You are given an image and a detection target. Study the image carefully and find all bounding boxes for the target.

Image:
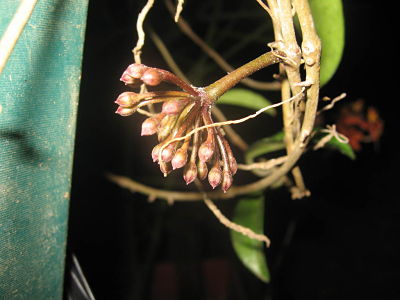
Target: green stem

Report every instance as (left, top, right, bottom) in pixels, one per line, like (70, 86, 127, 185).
(204, 51, 283, 102)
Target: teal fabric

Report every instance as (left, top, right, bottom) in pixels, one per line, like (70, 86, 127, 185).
(0, 1, 88, 299)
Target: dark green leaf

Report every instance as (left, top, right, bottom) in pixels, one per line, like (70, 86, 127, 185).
(231, 193, 270, 282)
(245, 131, 285, 165)
(309, 0, 345, 86)
(312, 127, 356, 160)
(217, 88, 276, 116)
(315, 132, 356, 160)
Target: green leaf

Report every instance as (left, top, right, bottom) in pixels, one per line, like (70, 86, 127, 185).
(309, 0, 345, 86)
(217, 88, 276, 116)
(245, 131, 285, 165)
(244, 131, 285, 178)
(327, 136, 355, 160)
(313, 130, 356, 160)
(231, 193, 270, 282)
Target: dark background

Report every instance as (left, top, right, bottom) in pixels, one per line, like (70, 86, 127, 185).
(66, 0, 399, 299)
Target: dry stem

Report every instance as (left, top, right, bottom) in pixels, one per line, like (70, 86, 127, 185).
(237, 156, 287, 171)
(256, 0, 273, 19)
(204, 196, 271, 247)
(194, 180, 271, 246)
(174, 0, 185, 22)
(318, 93, 347, 115)
(133, 0, 155, 63)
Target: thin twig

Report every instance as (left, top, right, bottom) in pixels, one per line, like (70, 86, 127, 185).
(255, 0, 274, 20)
(237, 156, 287, 171)
(211, 106, 249, 151)
(107, 173, 204, 201)
(0, 0, 39, 75)
(174, 0, 185, 22)
(203, 193, 271, 247)
(318, 93, 347, 115)
(133, 0, 155, 63)
(194, 181, 270, 247)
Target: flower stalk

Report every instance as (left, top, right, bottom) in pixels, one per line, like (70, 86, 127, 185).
(204, 51, 284, 102)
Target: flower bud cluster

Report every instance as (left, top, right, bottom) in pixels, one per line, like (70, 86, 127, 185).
(115, 63, 237, 192)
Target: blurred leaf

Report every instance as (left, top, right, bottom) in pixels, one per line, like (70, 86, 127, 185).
(327, 136, 355, 160)
(313, 130, 356, 160)
(309, 0, 345, 86)
(245, 131, 285, 165)
(217, 88, 276, 116)
(231, 193, 270, 282)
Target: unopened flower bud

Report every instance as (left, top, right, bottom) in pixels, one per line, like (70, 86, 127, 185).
(157, 115, 177, 142)
(183, 162, 197, 185)
(161, 143, 175, 162)
(229, 156, 238, 175)
(197, 160, 208, 180)
(221, 171, 233, 193)
(198, 142, 214, 162)
(120, 71, 137, 85)
(159, 161, 172, 177)
(141, 69, 163, 86)
(162, 99, 188, 115)
(115, 106, 136, 116)
(222, 138, 237, 175)
(208, 166, 222, 189)
(125, 63, 147, 78)
(141, 117, 160, 136)
(171, 148, 188, 170)
(151, 144, 161, 162)
(115, 92, 141, 107)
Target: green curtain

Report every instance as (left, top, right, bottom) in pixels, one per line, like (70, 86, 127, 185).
(0, 1, 88, 299)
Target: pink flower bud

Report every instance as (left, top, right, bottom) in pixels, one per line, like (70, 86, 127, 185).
(229, 156, 238, 175)
(152, 144, 161, 162)
(221, 171, 233, 193)
(162, 99, 187, 115)
(141, 69, 163, 86)
(115, 92, 141, 107)
(208, 167, 222, 189)
(141, 117, 159, 136)
(198, 142, 214, 162)
(197, 161, 208, 180)
(171, 148, 188, 170)
(161, 144, 175, 162)
(222, 138, 237, 175)
(159, 161, 171, 177)
(115, 106, 136, 116)
(120, 71, 137, 85)
(125, 63, 147, 78)
(183, 162, 197, 185)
